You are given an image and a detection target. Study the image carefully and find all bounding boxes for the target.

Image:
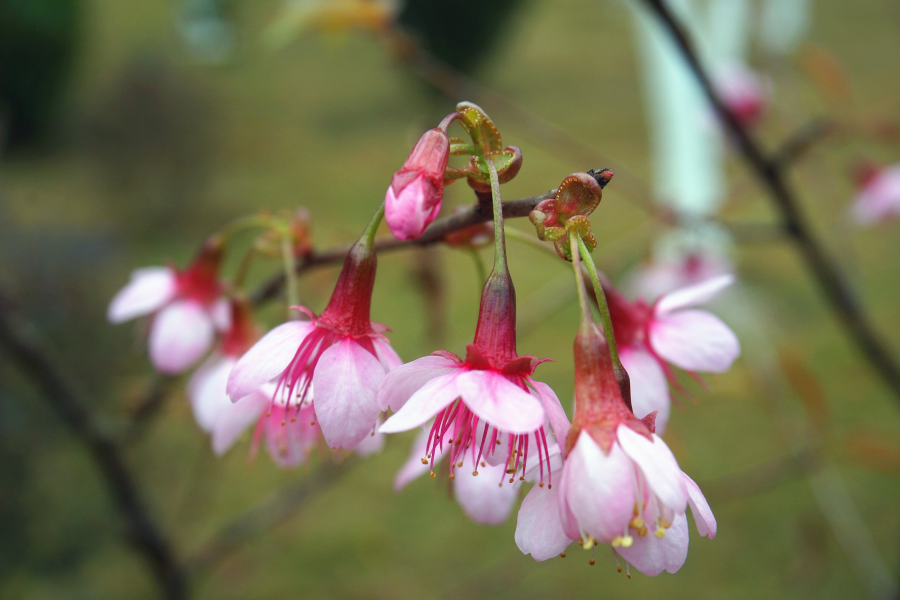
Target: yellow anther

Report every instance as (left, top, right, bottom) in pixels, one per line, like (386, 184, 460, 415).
(430, 472, 436, 478)
(611, 536, 633, 548)
(420, 458, 428, 465)
(448, 473, 455, 480)
(582, 535, 596, 550)
(457, 461, 463, 468)
(633, 502, 640, 516)
(654, 528, 667, 539)
(629, 517, 645, 530)
(472, 470, 479, 476)
(660, 519, 671, 529)
(639, 527, 648, 537)
(480, 461, 486, 467)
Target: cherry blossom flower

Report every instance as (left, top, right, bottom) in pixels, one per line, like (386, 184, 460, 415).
(713, 63, 768, 128)
(378, 267, 569, 486)
(850, 163, 900, 225)
(606, 274, 740, 433)
(108, 238, 229, 374)
(515, 320, 716, 576)
(227, 233, 401, 450)
(385, 126, 451, 240)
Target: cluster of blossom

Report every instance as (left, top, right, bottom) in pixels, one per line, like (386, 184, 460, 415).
(109, 102, 741, 577)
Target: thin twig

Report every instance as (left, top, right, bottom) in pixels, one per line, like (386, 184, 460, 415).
(123, 373, 174, 444)
(185, 457, 357, 577)
(641, 0, 900, 403)
(251, 190, 556, 305)
(0, 293, 186, 600)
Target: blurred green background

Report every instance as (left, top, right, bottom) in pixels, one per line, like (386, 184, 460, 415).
(1, 0, 900, 598)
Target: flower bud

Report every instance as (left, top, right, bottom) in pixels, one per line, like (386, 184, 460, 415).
(385, 127, 450, 240)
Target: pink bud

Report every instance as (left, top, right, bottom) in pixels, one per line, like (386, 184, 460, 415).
(385, 128, 450, 240)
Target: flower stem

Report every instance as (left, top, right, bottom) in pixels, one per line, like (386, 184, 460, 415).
(218, 214, 274, 245)
(280, 230, 299, 312)
(485, 156, 507, 274)
(361, 202, 386, 248)
(569, 230, 592, 326)
(576, 235, 622, 370)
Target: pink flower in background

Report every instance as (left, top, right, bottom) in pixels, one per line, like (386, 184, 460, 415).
(713, 64, 768, 128)
(606, 274, 740, 433)
(108, 238, 228, 374)
(850, 163, 900, 225)
(630, 249, 733, 299)
(379, 267, 569, 486)
(227, 238, 401, 450)
(188, 298, 258, 434)
(385, 126, 451, 240)
(515, 321, 716, 575)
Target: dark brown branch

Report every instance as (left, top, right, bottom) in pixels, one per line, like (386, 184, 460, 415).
(252, 190, 555, 305)
(641, 0, 900, 403)
(0, 294, 186, 600)
(185, 457, 357, 577)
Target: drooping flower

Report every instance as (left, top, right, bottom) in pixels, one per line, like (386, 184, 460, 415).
(605, 274, 740, 433)
(108, 237, 229, 374)
(385, 126, 451, 241)
(515, 320, 716, 576)
(378, 266, 569, 487)
(713, 63, 768, 128)
(850, 163, 900, 225)
(227, 227, 401, 450)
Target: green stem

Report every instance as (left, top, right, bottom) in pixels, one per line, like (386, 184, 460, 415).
(218, 214, 274, 245)
(569, 230, 592, 325)
(280, 231, 299, 311)
(504, 226, 561, 259)
(576, 234, 621, 369)
(232, 243, 259, 289)
(485, 156, 507, 273)
(361, 202, 386, 247)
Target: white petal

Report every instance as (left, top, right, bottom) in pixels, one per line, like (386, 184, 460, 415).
(620, 347, 671, 434)
(353, 416, 386, 457)
(616, 513, 689, 576)
(616, 426, 688, 512)
(379, 372, 463, 434)
(529, 380, 571, 451)
(108, 267, 177, 323)
(148, 300, 214, 373)
(683, 472, 717, 538)
(562, 431, 635, 543)
(454, 454, 518, 526)
(187, 354, 236, 432)
(226, 320, 315, 401)
(515, 475, 573, 561)
(312, 338, 385, 449)
(654, 274, 734, 316)
(377, 355, 459, 412)
(373, 338, 403, 372)
(211, 392, 268, 455)
(649, 310, 740, 373)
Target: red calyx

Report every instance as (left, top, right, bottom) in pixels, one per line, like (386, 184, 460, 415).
(221, 298, 259, 357)
(317, 239, 378, 337)
(566, 320, 655, 456)
(603, 283, 651, 349)
(176, 237, 224, 306)
(390, 128, 450, 197)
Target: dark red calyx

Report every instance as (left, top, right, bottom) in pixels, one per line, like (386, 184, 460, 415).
(221, 298, 259, 357)
(317, 239, 377, 337)
(468, 267, 518, 368)
(391, 128, 450, 193)
(177, 237, 224, 305)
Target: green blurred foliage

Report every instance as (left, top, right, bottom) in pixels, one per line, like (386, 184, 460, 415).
(1, 0, 899, 599)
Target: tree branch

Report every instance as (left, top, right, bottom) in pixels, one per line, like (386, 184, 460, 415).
(640, 0, 900, 403)
(0, 294, 187, 600)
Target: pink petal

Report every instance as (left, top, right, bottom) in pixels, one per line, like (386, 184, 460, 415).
(515, 473, 574, 561)
(619, 347, 671, 434)
(616, 426, 688, 512)
(654, 274, 734, 316)
(108, 267, 177, 323)
(211, 391, 268, 455)
(456, 370, 545, 434)
(385, 175, 439, 241)
(394, 428, 439, 491)
(529, 380, 570, 452)
(616, 513, 689, 576)
(649, 310, 740, 373)
(226, 320, 315, 402)
(210, 298, 232, 332)
(373, 338, 403, 372)
(188, 354, 236, 432)
(453, 454, 518, 525)
(377, 355, 459, 412)
(523, 444, 563, 483)
(683, 472, 716, 538)
(149, 300, 214, 373)
(562, 431, 635, 543)
(379, 372, 463, 434)
(312, 338, 385, 449)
